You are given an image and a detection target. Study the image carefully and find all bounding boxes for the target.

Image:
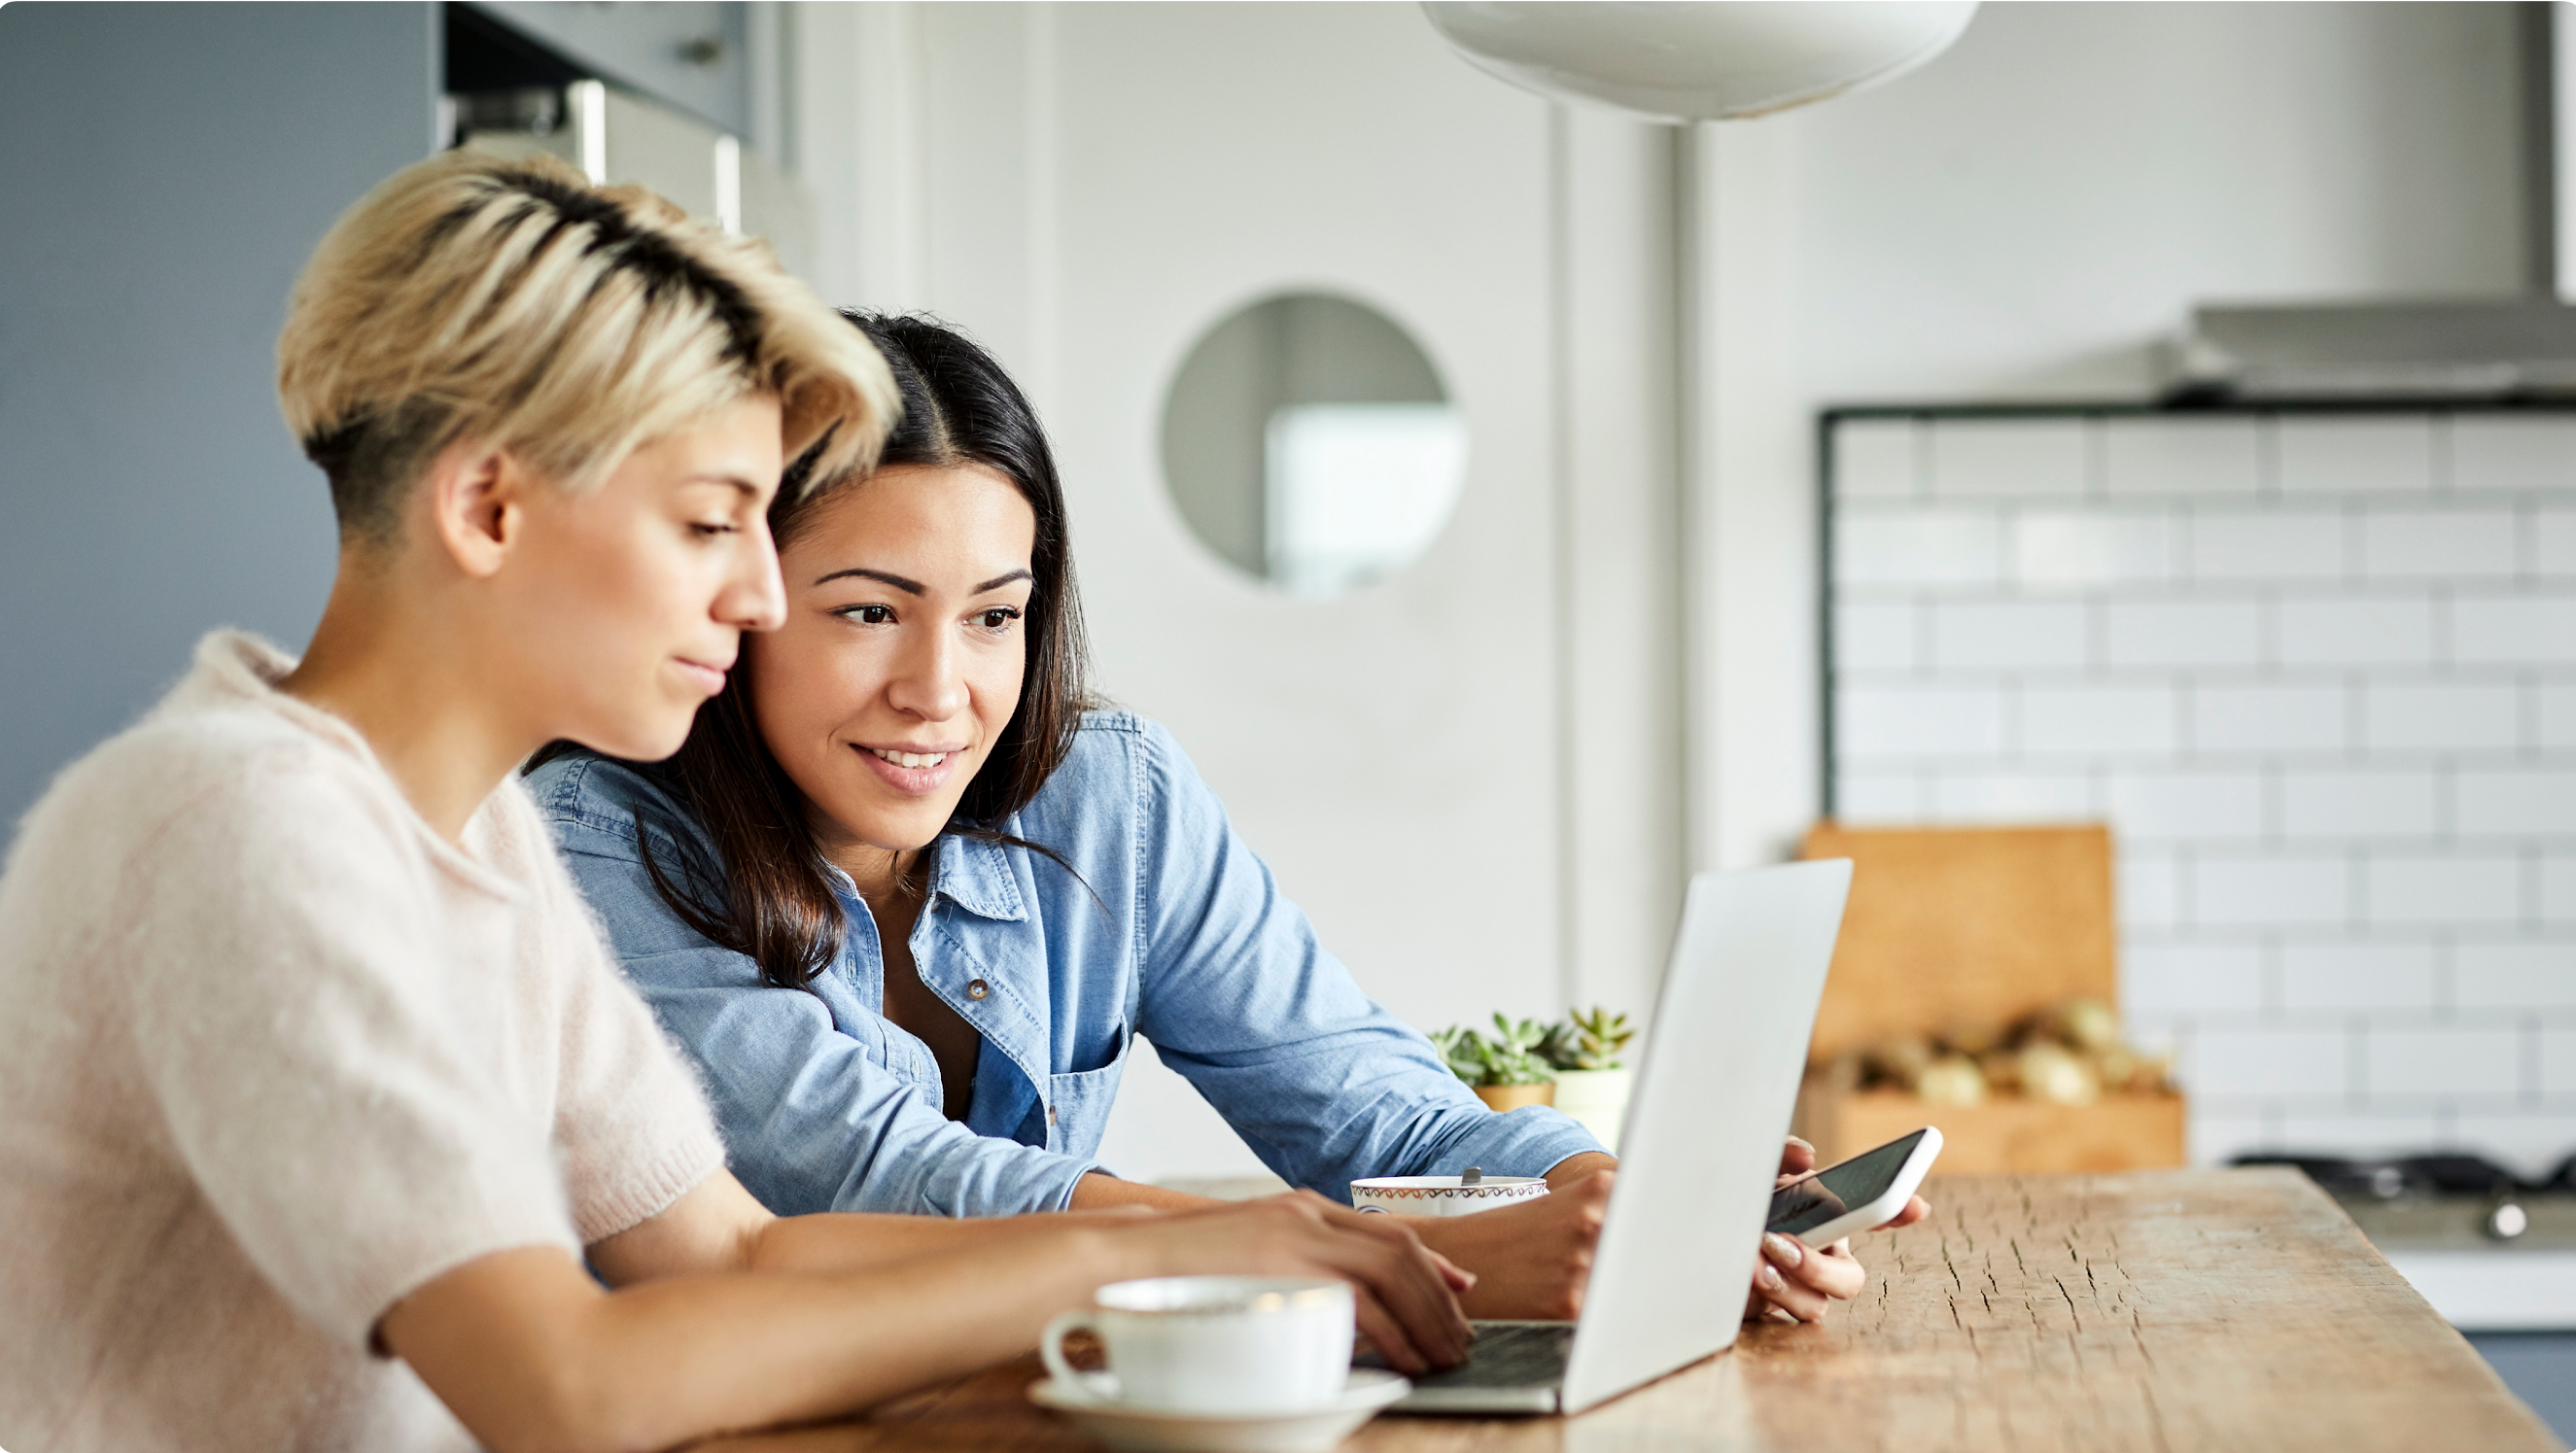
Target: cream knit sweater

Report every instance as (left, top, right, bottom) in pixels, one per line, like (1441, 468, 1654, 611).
(0, 632, 726, 1452)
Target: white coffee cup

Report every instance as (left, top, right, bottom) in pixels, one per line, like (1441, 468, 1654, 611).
(1039, 1275, 1354, 1413)
(1349, 1174, 1548, 1217)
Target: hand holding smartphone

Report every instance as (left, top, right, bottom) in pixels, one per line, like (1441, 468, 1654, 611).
(1765, 1126, 1943, 1247)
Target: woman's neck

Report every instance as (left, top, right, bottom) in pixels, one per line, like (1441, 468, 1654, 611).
(280, 568, 543, 846)
(824, 839, 923, 921)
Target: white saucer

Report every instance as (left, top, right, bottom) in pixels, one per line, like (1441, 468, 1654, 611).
(1027, 1367, 1411, 1453)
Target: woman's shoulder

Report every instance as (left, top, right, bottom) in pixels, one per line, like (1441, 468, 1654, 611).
(522, 750, 703, 864)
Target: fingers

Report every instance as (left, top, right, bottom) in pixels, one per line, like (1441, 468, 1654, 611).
(1751, 1233, 1862, 1322)
(1349, 1287, 1429, 1375)
(1283, 1195, 1471, 1367)
(1778, 1136, 1818, 1178)
(1874, 1194, 1932, 1229)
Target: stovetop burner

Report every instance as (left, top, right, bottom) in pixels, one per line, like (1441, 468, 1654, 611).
(2235, 1152, 2576, 1247)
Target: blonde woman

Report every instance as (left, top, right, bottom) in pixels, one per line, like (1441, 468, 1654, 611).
(0, 152, 1467, 1453)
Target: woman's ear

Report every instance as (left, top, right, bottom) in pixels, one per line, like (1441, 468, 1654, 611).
(419, 437, 530, 579)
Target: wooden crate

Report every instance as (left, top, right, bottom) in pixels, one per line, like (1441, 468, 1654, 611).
(1796, 1085, 2187, 1175)
(1793, 821, 2186, 1175)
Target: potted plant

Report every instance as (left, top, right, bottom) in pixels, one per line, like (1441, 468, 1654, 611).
(1429, 1015, 1556, 1111)
(1540, 1006, 1636, 1150)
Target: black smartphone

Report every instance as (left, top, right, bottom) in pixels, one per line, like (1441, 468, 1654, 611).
(1764, 1126, 1942, 1245)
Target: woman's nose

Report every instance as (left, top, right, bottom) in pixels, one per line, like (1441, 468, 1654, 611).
(888, 629, 967, 721)
(718, 524, 788, 633)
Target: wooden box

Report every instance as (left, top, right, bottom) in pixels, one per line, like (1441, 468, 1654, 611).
(1793, 822, 2187, 1175)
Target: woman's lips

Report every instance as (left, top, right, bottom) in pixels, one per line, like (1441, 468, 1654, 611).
(673, 658, 730, 696)
(852, 742, 966, 795)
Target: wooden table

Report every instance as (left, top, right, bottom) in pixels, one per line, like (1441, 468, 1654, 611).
(702, 1169, 2559, 1452)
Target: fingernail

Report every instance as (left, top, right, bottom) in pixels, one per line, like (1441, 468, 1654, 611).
(1787, 1136, 1814, 1153)
(1758, 1263, 1785, 1291)
(1765, 1232, 1803, 1266)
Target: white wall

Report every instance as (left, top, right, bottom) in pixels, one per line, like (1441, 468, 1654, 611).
(783, 2, 2534, 1179)
(1694, 1, 2527, 871)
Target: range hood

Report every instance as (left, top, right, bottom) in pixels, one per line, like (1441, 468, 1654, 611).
(2163, 5, 2576, 402)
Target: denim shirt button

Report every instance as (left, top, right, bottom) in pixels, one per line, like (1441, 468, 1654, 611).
(966, 979, 991, 1000)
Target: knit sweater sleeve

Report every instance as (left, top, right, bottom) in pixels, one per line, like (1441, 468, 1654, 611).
(117, 754, 581, 1351)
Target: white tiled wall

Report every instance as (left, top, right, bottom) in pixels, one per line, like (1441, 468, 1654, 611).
(1826, 411, 2576, 1177)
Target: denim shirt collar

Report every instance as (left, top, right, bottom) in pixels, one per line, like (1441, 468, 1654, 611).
(926, 830, 1027, 922)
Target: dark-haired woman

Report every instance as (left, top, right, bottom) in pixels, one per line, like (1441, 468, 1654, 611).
(527, 313, 1913, 1322)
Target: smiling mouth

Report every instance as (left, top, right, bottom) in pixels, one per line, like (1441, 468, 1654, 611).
(865, 746, 956, 770)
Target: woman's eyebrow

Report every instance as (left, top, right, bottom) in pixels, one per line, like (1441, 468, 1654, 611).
(973, 569, 1035, 593)
(812, 567, 923, 593)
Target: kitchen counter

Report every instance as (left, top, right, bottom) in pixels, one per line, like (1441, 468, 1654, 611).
(701, 1168, 2558, 1452)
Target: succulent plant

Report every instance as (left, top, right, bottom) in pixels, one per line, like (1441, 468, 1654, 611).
(1428, 1015, 1555, 1087)
(1540, 1006, 1637, 1072)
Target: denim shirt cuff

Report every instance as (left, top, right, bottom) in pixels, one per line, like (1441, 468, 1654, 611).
(1437, 1107, 1609, 1184)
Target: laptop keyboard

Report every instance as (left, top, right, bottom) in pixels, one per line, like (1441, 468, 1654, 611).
(1368, 1322, 1574, 1390)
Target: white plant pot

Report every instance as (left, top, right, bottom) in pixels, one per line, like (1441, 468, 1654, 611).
(1549, 1068, 1633, 1153)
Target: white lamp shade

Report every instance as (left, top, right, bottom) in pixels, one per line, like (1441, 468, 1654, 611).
(1420, 2, 1979, 122)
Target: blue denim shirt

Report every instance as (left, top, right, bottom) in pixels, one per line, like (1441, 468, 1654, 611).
(528, 713, 1602, 1218)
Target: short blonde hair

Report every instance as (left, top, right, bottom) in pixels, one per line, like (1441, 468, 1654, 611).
(278, 150, 896, 542)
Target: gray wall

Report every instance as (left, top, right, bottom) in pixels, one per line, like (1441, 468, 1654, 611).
(0, 3, 435, 825)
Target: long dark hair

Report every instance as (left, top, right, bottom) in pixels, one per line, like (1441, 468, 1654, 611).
(546, 312, 1091, 990)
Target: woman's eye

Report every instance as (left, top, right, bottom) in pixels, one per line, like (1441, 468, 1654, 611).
(978, 607, 1023, 631)
(689, 521, 739, 538)
(843, 605, 895, 625)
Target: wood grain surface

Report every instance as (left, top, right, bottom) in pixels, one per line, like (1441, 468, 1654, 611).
(691, 1169, 2556, 1453)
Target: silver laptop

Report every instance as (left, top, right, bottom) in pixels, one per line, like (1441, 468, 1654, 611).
(1385, 859, 1852, 1415)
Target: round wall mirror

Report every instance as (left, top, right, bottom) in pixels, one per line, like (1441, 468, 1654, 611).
(1159, 293, 1468, 597)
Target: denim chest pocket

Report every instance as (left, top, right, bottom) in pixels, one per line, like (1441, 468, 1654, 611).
(1043, 1024, 1132, 1159)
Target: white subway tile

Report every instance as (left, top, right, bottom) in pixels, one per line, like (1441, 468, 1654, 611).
(2451, 415, 2576, 494)
(2275, 594, 2436, 667)
(2545, 1030, 2576, 1099)
(1835, 509, 2002, 589)
(1834, 602, 1918, 672)
(2191, 1026, 2349, 1097)
(2193, 682, 2349, 753)
(2125, 941, 2264, 1013)
(1832, 419, 1919, 499)
(1836, 684, 2007, 761)
(2542, 684, 2576, 751)
(2278, 417, 2436, 495)
(2454, 940, 2576, 1009)
(2104, 598, 2263, 670)
(2022, 683, 2176, 756)
(1833, 772, 1927, 825)
(2189, 1112, 2279, 1168)
(2280, 942, 2436, 1010)
(2107, 769, 2265, 842)
(2194, 854, 2350, 927)
(2454, 769, 2576, 838)
(2367, 1026, 2524, 1097)
(2366, 854, 2524, 926)
(2188, 508, 2344, 582)
(2104, 416, 2261, 497)
(1928, 418, 2088, 500)
(1929, 600, 2087, 670)
(1928, 770, 2097, 823)
(2547, 854, 2576, 926)
(2012, 512, 2172, 590)
(2120, 850, 2180, 930)
(2538, 506, 2576, 577)
(2276, 1109, 2444, 1155)
(2443, 1115, 2576, 1183)
(2363, 680, 2519, 752)
(2452, 594, 2576, 665)
(2280, 769, 2440, 839)
(2360, 507, 2521, 581)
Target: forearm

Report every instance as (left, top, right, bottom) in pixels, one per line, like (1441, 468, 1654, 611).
(1066, 1170, 1220, 1212)
(393, 1228, 1155, 1453)
(746, 1195, 1177, 1276)
(1544, 1152, 1617, 1190)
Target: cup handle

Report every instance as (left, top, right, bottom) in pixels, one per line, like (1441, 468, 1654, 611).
(1040, 1309, 1116, 1399)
